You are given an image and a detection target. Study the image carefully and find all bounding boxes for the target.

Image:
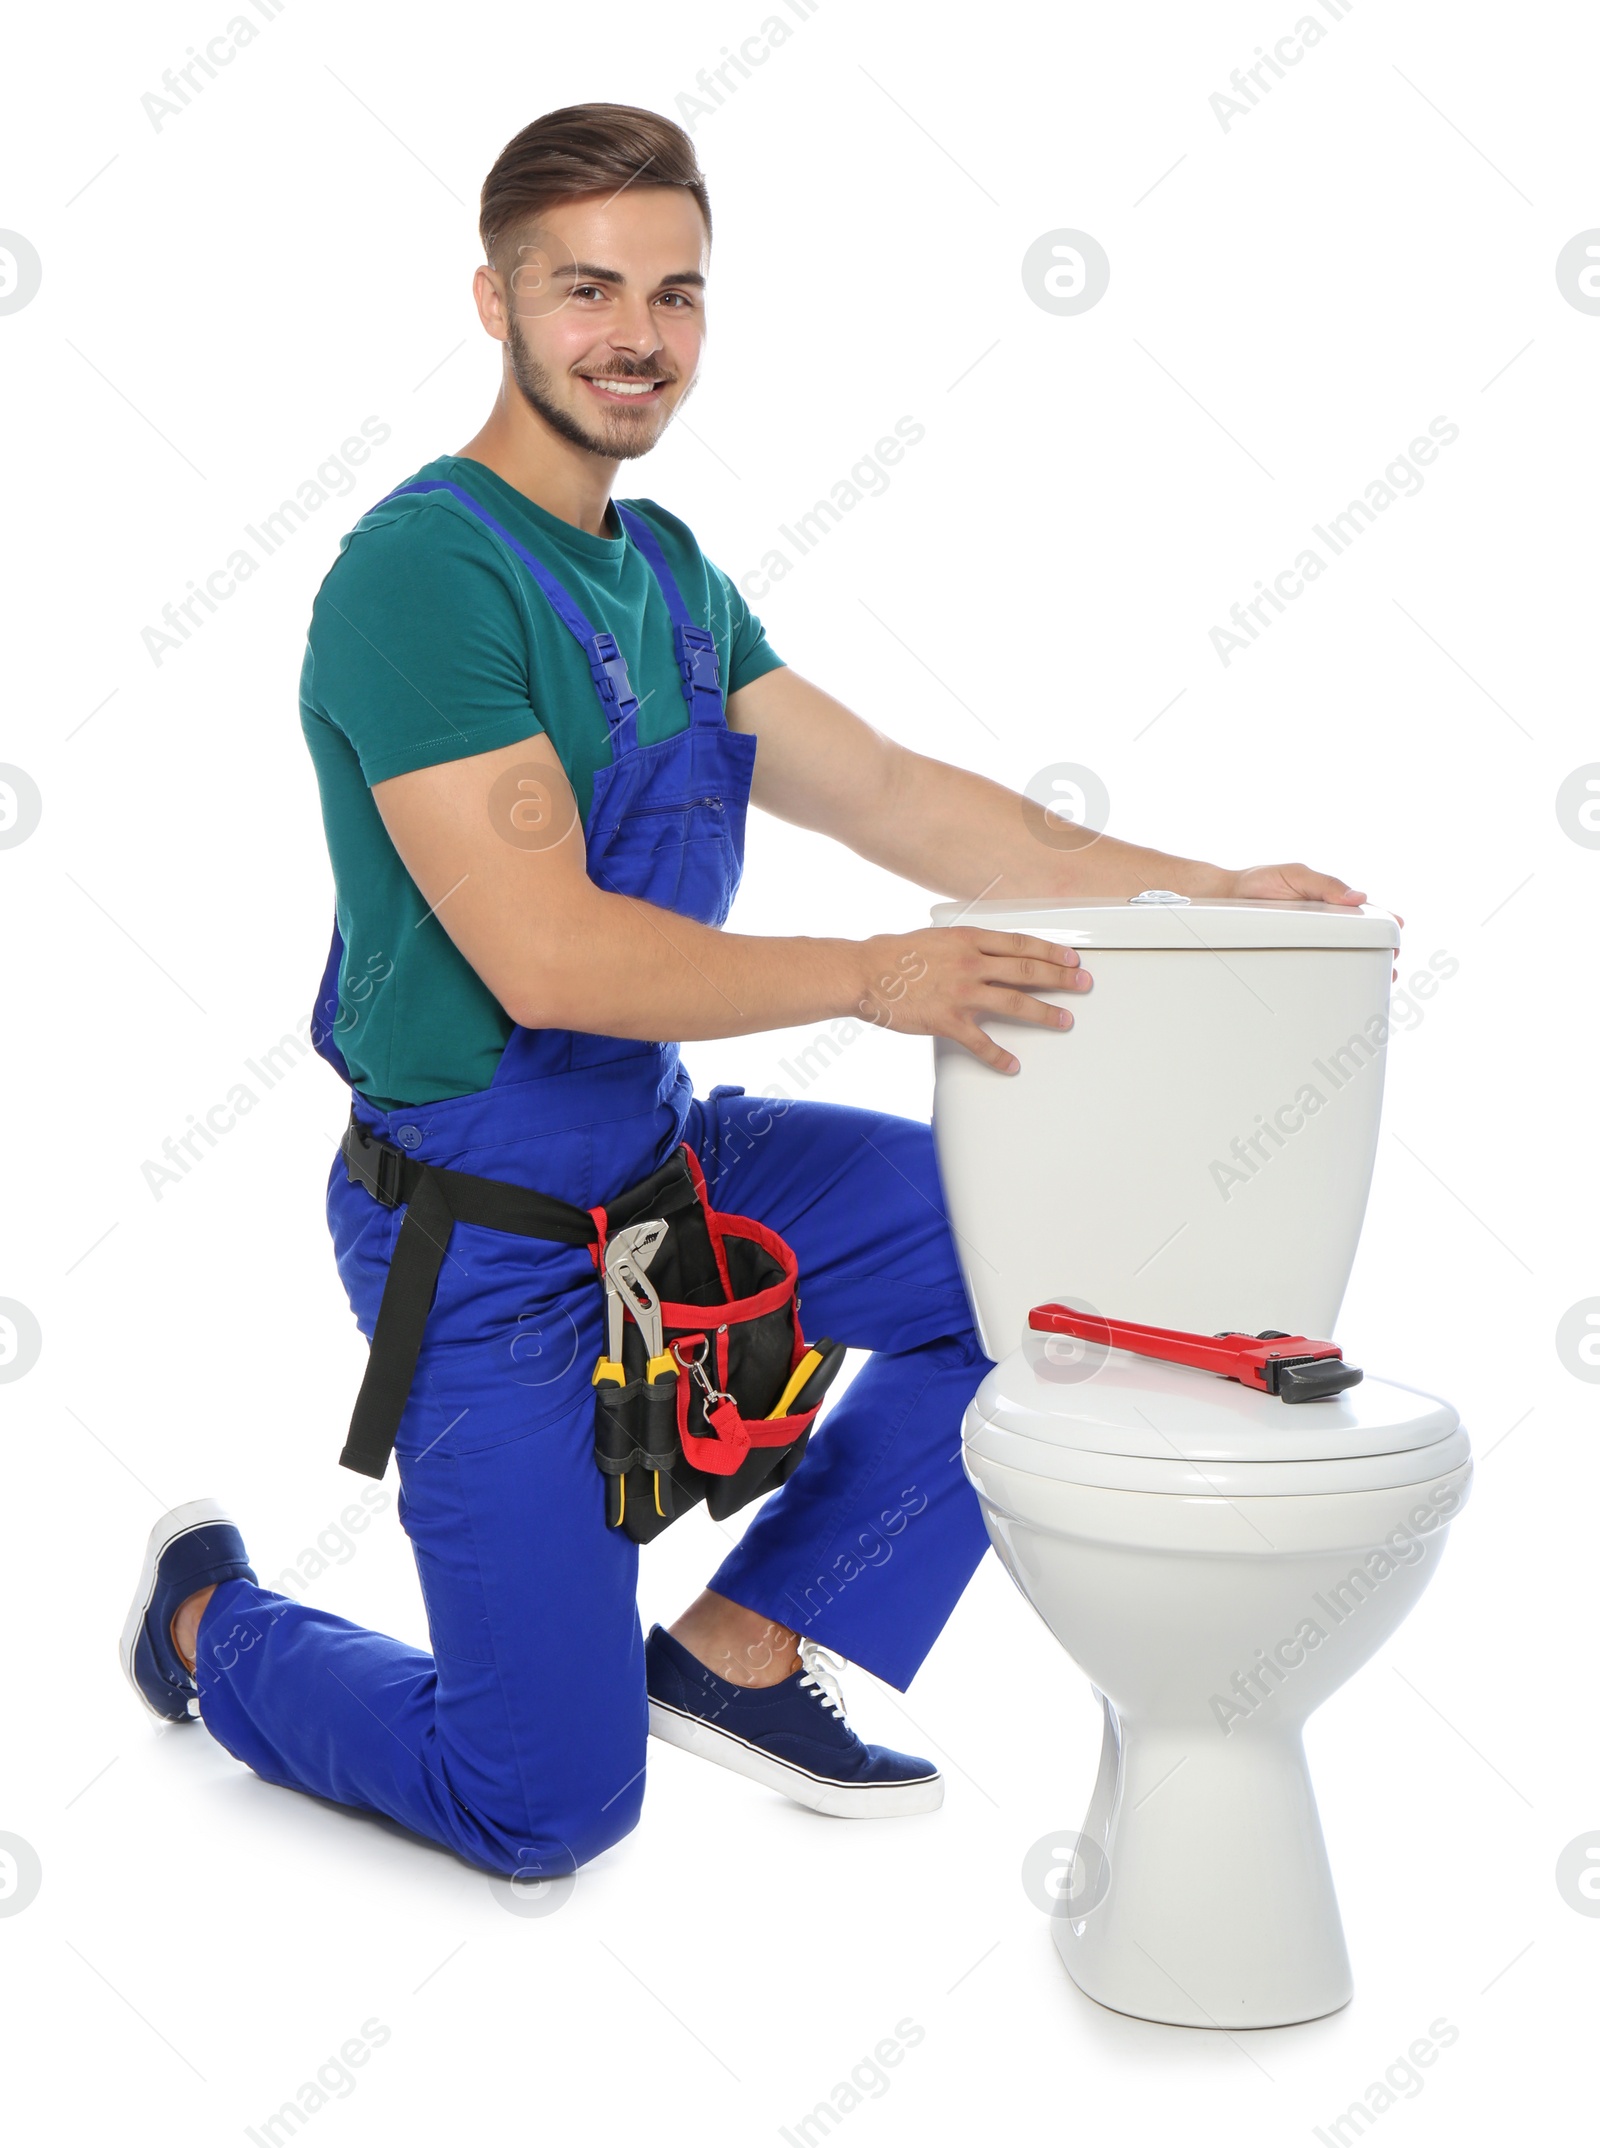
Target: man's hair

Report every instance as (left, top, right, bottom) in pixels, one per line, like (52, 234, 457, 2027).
(479, 104, 711, 269)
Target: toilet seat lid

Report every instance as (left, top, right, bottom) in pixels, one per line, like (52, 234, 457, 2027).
(973, 1340, 1459, 1464)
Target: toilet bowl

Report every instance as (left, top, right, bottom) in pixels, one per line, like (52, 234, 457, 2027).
(966, 1336, 1470, 2028)
(930, 895, 1470, 2028)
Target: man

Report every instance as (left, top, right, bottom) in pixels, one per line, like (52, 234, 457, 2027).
(121, 105, 1367, 1879)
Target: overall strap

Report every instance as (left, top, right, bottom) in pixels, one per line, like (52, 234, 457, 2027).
(379, 480, 640, 755)
(612, 503, 725, 731)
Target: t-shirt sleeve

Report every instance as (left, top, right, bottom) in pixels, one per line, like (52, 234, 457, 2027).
(305, 510, 544, 785)
(713, 560, 785, 695)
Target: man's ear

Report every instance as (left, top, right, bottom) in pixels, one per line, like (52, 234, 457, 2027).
(472, 263, 511, 346)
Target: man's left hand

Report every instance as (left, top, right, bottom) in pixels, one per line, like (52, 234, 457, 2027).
(1225, 863, 1406, 978)
(1226, 862, 1368, 906)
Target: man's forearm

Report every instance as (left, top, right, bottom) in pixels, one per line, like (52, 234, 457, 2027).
(514, 889, 875, 1041)
(509, 882, 1083, 1069)
(855, 747, 1234, 902)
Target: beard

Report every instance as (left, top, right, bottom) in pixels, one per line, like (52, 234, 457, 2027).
(505, 313, 673, 462)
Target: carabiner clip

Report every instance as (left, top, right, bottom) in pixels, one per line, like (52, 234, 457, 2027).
(671, 1335, 736, 1413)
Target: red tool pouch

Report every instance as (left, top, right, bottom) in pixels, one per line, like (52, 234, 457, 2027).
(591, 1146, 846, 1543)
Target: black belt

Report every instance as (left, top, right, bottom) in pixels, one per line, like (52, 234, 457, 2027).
(337, 1109, 698, 1480)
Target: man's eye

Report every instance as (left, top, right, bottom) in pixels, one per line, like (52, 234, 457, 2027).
(572, 284, 606, 302)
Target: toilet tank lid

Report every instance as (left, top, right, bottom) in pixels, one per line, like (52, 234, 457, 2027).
(928, 896, 1401, 951)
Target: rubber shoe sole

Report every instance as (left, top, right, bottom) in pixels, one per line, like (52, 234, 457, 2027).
(648, 1697, 944, 1818)
(119, 1496, 236, 1722)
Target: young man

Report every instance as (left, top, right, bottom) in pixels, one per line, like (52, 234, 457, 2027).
(121, 105, 1367, 1880)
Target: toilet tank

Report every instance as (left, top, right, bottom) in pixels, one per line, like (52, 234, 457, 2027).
(930, 897, 1402, 1358)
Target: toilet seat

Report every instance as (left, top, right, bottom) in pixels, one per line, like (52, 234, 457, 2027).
(965, 1342, 1469, 1497)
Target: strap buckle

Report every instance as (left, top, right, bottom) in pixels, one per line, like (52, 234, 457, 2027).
(678, 624, 721, 698)
(590, 631, 637, 712)
(346, 1120, 406, 1208)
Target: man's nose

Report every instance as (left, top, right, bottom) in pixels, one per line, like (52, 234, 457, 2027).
(606, 296, 664, 354)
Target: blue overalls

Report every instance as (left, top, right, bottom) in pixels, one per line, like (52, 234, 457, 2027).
(195, 481, 994, 1877)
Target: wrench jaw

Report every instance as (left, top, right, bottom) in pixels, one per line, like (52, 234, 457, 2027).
(618, 1217, 669, 1273)
(608, 1255, 677, 1386)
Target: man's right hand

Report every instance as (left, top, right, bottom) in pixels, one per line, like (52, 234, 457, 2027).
(854, 929, 1091, 1075)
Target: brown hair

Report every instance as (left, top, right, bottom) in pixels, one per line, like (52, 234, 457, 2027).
(479, 104, 712, 268)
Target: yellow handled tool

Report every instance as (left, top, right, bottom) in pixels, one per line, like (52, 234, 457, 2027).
(604, 1225, 675, 1523)
(768, 1348, 824, 1418)
(593, 1266, 627, 1387)
(768, 1337, 853, 1419)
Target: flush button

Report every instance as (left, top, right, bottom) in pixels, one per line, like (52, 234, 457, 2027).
(1129, 889, 1190, 905)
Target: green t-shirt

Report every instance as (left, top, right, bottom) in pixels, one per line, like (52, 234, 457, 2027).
(299, 455, 784, 1110)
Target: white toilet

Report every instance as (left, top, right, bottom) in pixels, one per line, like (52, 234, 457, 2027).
(931, 894, 1471, 2031)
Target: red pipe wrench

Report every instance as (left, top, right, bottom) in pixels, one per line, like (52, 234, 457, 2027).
(1028, 1304, 1363, 1404)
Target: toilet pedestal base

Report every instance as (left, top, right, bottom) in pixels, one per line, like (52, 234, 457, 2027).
(1054, 1693, 1352, 2031)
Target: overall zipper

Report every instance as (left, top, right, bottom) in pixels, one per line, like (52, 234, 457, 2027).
(617, 797, 726, 818)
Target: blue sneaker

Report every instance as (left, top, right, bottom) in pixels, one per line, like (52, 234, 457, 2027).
(645, 1624, 942, 1818)
(120, 1499, 255, 1723)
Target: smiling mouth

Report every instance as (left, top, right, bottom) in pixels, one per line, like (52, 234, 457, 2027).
(579, 374, 670, 403)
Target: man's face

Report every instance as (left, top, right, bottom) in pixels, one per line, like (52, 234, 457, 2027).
(496, 189, 708, 461)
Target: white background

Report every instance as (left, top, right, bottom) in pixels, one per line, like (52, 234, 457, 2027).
(2, 0, 1595, 2140)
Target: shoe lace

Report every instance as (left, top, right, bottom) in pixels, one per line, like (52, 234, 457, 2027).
(797, 1639, 850, 1723)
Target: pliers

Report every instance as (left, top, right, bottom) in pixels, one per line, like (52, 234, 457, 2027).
(593, 1220, 668, 1388)
(594, 1220, 677, 1528)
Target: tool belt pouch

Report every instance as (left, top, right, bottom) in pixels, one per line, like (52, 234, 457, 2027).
(592, 1146, 844, 1546)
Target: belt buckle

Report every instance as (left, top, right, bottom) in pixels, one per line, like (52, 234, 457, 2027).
(348, 1121, 405, 1208)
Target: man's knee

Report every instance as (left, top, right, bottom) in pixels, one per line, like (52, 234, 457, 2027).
(471, 1772, 645, 1881)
